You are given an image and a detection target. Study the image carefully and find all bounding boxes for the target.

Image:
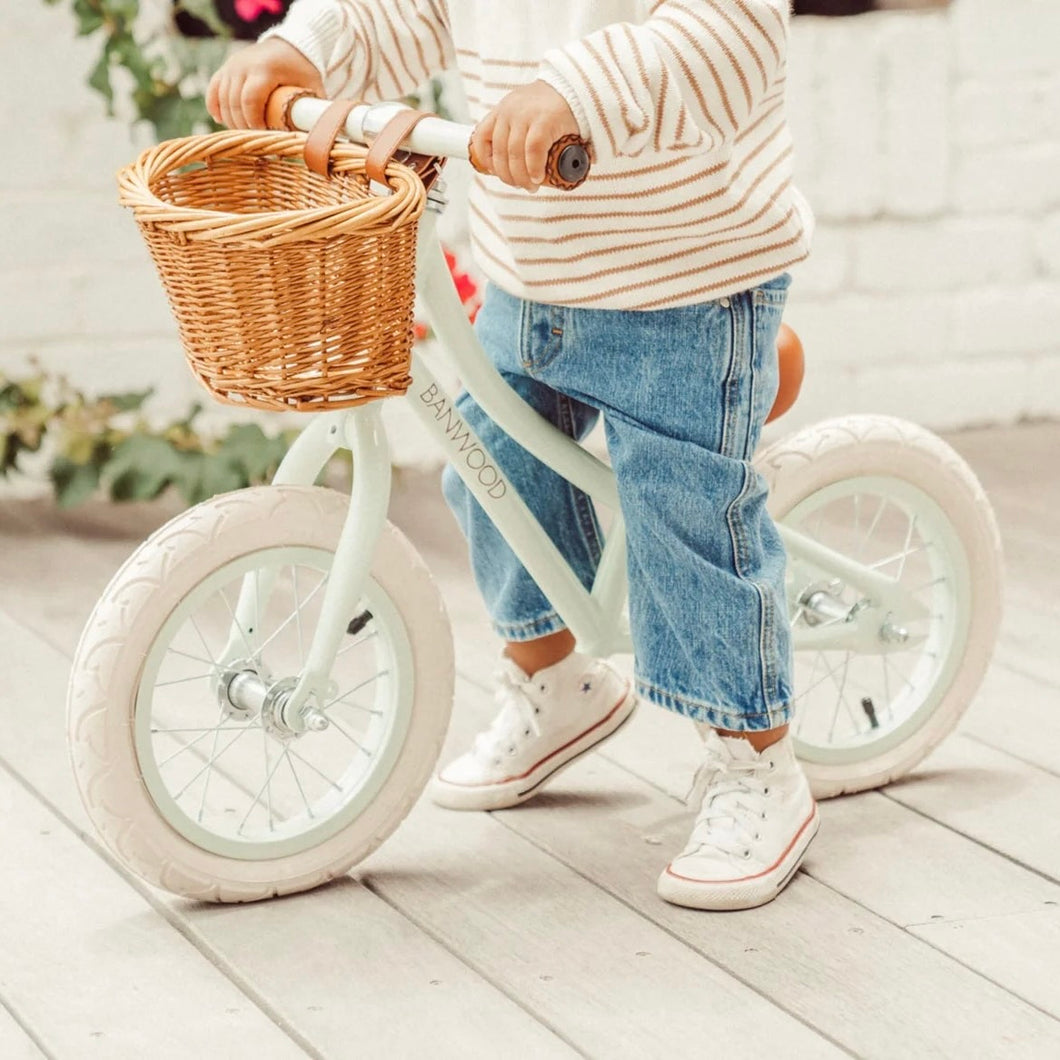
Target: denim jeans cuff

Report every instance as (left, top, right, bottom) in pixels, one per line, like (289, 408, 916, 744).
(637, 678, 792, 732)
(492, 611, 568, 642)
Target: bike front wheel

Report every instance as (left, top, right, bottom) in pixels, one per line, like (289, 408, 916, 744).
(68, 485, 453, 902)
(756, 415, 1003, 798)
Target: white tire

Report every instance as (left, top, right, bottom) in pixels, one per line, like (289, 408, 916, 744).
(67, 485, 453, 902)
(755, 415, 1003, 799)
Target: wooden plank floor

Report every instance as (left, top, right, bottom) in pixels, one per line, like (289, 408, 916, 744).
(0, 422, 1058, 1058)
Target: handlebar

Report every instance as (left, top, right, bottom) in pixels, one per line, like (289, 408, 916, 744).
(264, 86, 591, 190)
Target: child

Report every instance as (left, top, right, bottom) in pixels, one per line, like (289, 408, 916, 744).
(208, 0, 818, 911)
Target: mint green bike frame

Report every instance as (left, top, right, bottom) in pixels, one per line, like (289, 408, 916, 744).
(225, 106, 924, 730)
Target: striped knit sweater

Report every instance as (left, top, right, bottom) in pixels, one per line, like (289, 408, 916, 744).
(267, 0, 813, 310)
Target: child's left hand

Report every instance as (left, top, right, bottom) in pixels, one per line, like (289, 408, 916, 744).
(471, 81, 581, 192)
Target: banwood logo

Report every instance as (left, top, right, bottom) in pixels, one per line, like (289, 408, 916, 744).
(420, 384, 507, 498)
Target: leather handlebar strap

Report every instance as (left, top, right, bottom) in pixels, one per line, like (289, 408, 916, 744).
(303, 98, 360, 177)
(364, 108, 443, 191)
(284, 93, 442, 191)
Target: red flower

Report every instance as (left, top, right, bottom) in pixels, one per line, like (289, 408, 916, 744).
(414, 248, 481, 342)
(444, 250, 481, 310)
(234, 0, 284, 21)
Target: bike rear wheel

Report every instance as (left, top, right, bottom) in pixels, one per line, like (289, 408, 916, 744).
(68, 485, 453, 901)
(756, 415, 1002, 798)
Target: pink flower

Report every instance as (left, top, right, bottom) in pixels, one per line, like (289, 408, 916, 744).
(234, 0, 284, 21)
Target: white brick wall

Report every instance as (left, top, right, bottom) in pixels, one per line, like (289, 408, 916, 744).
(784, 0, 1060, 432)
(2, 0, 1057, 465)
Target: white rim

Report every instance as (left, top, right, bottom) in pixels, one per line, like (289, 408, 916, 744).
(785, 475, 971, 766)
(134, 546, 414, 860)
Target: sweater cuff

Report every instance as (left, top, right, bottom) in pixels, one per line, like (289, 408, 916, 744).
(537, 35, 650, 163)
(534, 67, 592, 146)
(258, 1, 345, 86)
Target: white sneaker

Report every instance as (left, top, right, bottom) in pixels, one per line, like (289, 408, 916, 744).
(430, 652, 637, 811)
(657, 730, 819, 911)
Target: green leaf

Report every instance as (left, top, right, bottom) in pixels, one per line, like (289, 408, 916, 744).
(170, 450, 245, 506)
(0, 381, 28, 413)
(196, 456, 246, 502)
(103, 388, 154, 413)
(72, 0, 105, 36)
(51, 457, 102, 508)
(1, 433, 23, 478)
(110, 1, 141, 24)
(178, 0, 231, 38)
(87, 48, 114, 111)
(110, 32, 158, 90)
(142, 91, 212, 141)
(214, 424, 290, 484)
(106, 434, 183, 501)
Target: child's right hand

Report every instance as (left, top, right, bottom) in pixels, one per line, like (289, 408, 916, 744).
(207, 38, 324, 130)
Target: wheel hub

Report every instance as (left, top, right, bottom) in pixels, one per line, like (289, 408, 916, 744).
(219, 668, 331, 738)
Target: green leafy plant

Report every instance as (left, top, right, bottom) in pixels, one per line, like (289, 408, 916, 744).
(43, 2, 454, 142)
(1, 366, 295, 508)
(43, 1, 232, 140)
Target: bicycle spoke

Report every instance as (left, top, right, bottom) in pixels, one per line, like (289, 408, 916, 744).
(164, 646, 216, 669)
(858, 496, 887, 561)
(868, 540, 928, 576)
(173, 725, 254, 800)
(156, 716, 247, 766)
(286, 747, 343, 792)
(263, 727, 274, 831)
(897, 515, 919, 579)
(189, 615, 218, 667)
(292, 566, 305, 667)
(283, 747, 315, 820)
(155, 672, 215, 689)
(824, 652, 855, 742)
(256, 572, 330, 658)
(153, 725, 252, 735)
(884, 655, 915, 693)
(197, 706, 229, 823)
(323, 671, 388, 712)
(239, 735, 285, 834)
(327, 716, 373, 757)
(219, 589, 257, 659)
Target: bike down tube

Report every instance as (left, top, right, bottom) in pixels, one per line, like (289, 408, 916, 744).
(418, 222, 620, 511)
(408, 348, 630, 655)
(410, 221, 629, 655)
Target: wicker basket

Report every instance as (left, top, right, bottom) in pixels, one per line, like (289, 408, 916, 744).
(117, 129, 426, 411)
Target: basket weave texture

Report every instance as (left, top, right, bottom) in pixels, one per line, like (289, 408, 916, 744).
(117, 130, 426, 411)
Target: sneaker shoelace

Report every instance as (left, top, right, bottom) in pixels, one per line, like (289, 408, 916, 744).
(684, 747, 771, 859)
(473, 667, 542, 763)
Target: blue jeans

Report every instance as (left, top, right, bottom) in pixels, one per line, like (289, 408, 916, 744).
(441, 277, 794, 732)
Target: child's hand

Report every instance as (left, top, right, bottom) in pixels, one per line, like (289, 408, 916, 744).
(206, 38, 324, 130)
(472, 81, 580, 192)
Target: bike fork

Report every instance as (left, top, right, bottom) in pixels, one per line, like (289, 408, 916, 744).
(220, 403, 393, 733)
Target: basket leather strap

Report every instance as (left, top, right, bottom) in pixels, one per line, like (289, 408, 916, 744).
(365, 109, 433, 186)
(304, 99, 360, 177)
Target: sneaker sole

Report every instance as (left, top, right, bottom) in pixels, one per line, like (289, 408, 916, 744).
(656, 804, 820, 911)
(430, 687, 638, 811)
